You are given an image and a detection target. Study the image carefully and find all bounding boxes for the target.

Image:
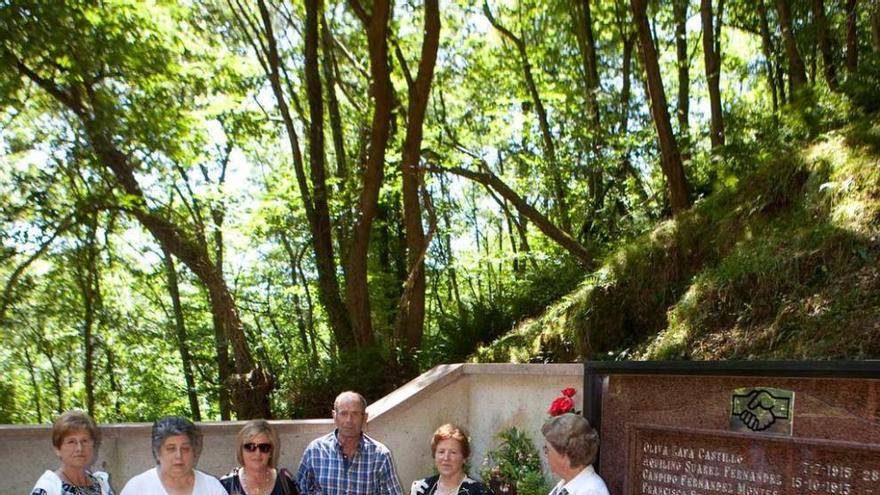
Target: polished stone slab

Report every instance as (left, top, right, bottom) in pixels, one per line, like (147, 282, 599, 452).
(587, 365, 880, 495)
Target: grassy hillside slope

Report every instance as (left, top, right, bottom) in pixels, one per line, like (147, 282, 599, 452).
(474, 108, 880, 363)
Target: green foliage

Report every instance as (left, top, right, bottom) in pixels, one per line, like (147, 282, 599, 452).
(840, 55, 880, 114)
(647, 127, 880, 360)
(284, 348, 400, 418)
(0, 379, 17, 423)
(421, 259, 582, 368)
(3, 0, 880, 423)
(476, 110, 880, 364)
(780, 87, 856, 140)
(479, 427, 548, 495)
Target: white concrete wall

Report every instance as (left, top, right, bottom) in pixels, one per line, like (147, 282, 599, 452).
(0, 363, 582, 494)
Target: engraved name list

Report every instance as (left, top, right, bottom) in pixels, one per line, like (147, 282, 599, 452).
(632, 427, 880, 495)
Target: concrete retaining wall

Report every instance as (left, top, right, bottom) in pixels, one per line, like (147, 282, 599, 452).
(1, 363, 582, 494)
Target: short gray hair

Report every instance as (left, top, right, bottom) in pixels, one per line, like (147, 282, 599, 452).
(541, 413, 599, 468)
(333, 391, 367, 412)
(151, 416, 203, 463)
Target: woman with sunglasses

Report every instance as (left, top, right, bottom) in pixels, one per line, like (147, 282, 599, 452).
(220, 420, 298, 495)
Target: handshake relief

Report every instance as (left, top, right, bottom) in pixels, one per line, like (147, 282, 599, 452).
(730, 388, 793, 434)
(737, 390, 785, 431)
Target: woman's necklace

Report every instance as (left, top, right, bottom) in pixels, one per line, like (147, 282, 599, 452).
(436, 476, 464, 495)
(241, 467, 274, 495)
(57, 468, 91, 488)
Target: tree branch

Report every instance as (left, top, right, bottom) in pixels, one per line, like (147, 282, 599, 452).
(426, 164, 593, 266)
(0, 213, 76, 322)
(347, 0, 370, 25)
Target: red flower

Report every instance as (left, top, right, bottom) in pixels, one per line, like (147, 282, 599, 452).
(561, 387, 576, 398)
(548, 396, 574, 416)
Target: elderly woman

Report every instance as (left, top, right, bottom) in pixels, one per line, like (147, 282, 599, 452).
(411, 424, 492, 495)
(541, 414, 608, 495)
(30, 410, 114, 495)
(120, 416, 226, 495)
(220, 419, 297, 495)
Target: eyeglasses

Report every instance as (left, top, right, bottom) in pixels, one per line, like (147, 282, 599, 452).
(243, 442, 273, 453)
(63, 438, 94, 448)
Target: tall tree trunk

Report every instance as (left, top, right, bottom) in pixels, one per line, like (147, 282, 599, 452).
(494, 156, 521, 274)
(702, 0, 725, 150)
(395, 0, 440, 358)
(73, 216, 100, 418)
(280, 235, 319, 368)
(846, 0, 859, 72)
(872, 0, 880, 53)
(673, 0, 691, 157)
(777, 47, 788, 104)
(302, 0, 357, 351)
(212, 312, 232, 419)
(758, 0, 780, 112)
(321, 15, 352, 269)
(322, 17, 348, 185)
(572, 0, 605, 238)
(345, 0, 393, 349)
(35, 328, 64, 414)
(813, 0, 839, 90)
(513, 157, 534, 269)
(376, 202, 402, 330)
(776, 0, 808, 90)
(200, 154, 232, 420)
(296, 253, 324, 358)
(104, 347, 121, 417)
(631, 0, 691, 214)
(304, 0, 336, 337)
(620, 45, 633, 136)
(484, 1, 571, 233)
(239, 0, 354, 351)
(573, 0, 603, 150)
(438, 175, 462, 314)
(619, 33, 648, 203)
(22, 346, 43, 423)
(161, 247, 201, 421)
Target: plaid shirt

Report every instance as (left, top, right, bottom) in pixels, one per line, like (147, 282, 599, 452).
(296, 430, 403, 495)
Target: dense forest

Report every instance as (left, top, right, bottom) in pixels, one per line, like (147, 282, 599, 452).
(1, 0, 879, 423)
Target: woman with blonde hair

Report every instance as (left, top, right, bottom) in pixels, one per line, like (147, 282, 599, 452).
(220, 420, 297, 495)
(30, 410, 113, 495)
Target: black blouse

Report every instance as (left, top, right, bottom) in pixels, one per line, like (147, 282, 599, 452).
(220, 467, 299, 495)
(411, 475, 493, 495)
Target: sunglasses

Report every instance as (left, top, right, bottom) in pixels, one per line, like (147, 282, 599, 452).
(243, 442, 273, 453)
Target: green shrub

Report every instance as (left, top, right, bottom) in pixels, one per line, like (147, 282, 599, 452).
(841, 55, 880, 113)
(421, 259, 582, 368)
(480, 427, 549, 495)
(285, 347, 397, 418)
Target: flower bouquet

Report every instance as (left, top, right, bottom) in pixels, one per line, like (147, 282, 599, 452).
(479, 427, 547, 495)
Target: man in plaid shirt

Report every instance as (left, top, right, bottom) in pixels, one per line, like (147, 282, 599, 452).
(296, 391, 404, 495)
